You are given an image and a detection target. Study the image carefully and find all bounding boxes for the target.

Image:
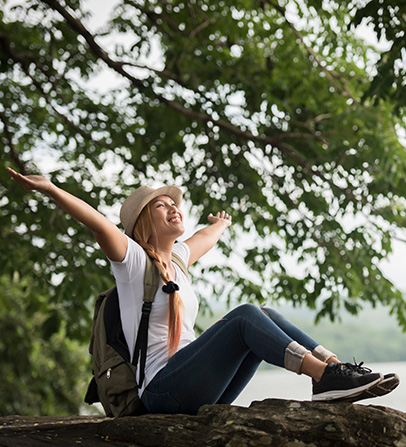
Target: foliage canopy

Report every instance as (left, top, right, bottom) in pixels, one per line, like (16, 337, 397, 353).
(1, 0, 406, 414)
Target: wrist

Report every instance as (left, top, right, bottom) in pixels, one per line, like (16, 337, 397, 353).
(45, 182, 57, 195)
(212, 219, 229, 229)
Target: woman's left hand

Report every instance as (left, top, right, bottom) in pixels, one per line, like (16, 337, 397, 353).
(208, 211, 232, 227)
(184, 211, 232, 265)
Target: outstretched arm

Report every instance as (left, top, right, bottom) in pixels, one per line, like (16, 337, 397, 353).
(6, 167, 127, 262)
(184, 211, 232, 265)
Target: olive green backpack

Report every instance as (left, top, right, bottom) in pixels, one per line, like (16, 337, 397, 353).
(84, 251, 188, 417)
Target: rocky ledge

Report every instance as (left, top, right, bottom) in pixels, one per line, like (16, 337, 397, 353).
(0, 399, 405, 447)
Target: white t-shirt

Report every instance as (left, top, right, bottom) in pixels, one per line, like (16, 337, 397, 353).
(109, 236, 198, 395)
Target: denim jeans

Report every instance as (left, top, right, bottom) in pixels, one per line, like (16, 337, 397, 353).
(141, 303, 320, 414)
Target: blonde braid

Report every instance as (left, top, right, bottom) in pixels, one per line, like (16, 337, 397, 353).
(133, 206, 184, 358)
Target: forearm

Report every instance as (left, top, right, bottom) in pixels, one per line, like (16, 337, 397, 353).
(7, 167, 127, 261)
(185, 217, 230, 265)
(193, 221, 229, 246)
(47, 183, 111, 234)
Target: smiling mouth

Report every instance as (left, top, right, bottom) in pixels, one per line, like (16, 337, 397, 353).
(168, 216, 182, 223)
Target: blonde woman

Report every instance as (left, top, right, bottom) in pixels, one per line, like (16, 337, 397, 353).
(7, 167, 398, 415)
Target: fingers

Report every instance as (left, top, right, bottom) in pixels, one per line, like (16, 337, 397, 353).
(7, 167, 26, 185)
(6, 167, 31, 189)
(6, 166, 18, 178)
(218, 211, 231, 220)
(6, 167, 49, 192)
(208, 211, 232, 222)
(6, 167, 26, 181)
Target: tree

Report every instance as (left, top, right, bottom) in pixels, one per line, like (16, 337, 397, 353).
(1, 0, 405, 414)
(349, 0, 406, 112)
(0, 274, 89, 415)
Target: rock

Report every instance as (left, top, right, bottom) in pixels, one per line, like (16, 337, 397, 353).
(0, 399, 405, 447)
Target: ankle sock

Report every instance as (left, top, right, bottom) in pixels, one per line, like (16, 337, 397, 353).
(284, 341, 310, 374)
(312, 345, 337, 363)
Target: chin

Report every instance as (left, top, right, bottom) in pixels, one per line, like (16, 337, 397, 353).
(175, 225, 185, 237)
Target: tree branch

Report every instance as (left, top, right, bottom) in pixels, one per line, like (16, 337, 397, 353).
(41, 0, 143, 86)
(40, 0, 357, 197)
(0, 31, 115, 152)
(40, 0, 312, 162)
(266, 1, 360, 105)
(188, 17, 211, 40)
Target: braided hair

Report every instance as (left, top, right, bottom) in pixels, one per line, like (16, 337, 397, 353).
(132, 204, 184, 358)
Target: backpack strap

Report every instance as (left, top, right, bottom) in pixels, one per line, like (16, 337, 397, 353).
(133, 250, 189, 387)
(143, 252, 160, 303)
(132, 252, 159, 387)
(171, 251, 189, 278)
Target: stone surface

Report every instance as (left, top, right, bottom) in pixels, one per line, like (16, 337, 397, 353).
(0, 399, 405, 447)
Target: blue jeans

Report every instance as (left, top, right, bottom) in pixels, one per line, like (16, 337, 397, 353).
(141, 304, 320, 414)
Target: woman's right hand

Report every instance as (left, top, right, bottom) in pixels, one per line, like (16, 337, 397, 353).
(6, 167, 53, 193)
(6, 166, 128, 261)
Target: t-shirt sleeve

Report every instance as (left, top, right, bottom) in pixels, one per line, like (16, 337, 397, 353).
(109, 235, 145, 283)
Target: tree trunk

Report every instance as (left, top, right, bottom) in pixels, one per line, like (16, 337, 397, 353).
(0, 399, 405, 447)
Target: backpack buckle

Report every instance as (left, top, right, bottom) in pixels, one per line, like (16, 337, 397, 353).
(142, 302, 152, 315)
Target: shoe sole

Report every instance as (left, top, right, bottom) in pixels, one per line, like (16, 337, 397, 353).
(312, 376, 383, 402)
(333, 374, 400, 403)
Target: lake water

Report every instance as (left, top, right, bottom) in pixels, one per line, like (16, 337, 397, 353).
(233, 362, 406, 413)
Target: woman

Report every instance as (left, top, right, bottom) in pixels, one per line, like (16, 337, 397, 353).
(6, 167, 398, 415)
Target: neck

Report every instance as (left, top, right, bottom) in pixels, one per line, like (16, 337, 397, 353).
(149, 237, 175, 267)
(154, 241, 176, 281)
(157, 246, 173, 268)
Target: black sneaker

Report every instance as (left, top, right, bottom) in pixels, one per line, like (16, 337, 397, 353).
(312, 362, 383, 402)
(334, 361, 400, 402)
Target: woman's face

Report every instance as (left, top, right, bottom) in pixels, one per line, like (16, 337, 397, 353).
(149, 195, 185, 241)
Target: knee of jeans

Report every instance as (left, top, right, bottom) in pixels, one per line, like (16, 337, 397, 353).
(261, 307, 286, 324)
(234, 303, 261, 318)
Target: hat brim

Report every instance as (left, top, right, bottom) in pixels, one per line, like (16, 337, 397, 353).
(122, 185, 183, 237)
